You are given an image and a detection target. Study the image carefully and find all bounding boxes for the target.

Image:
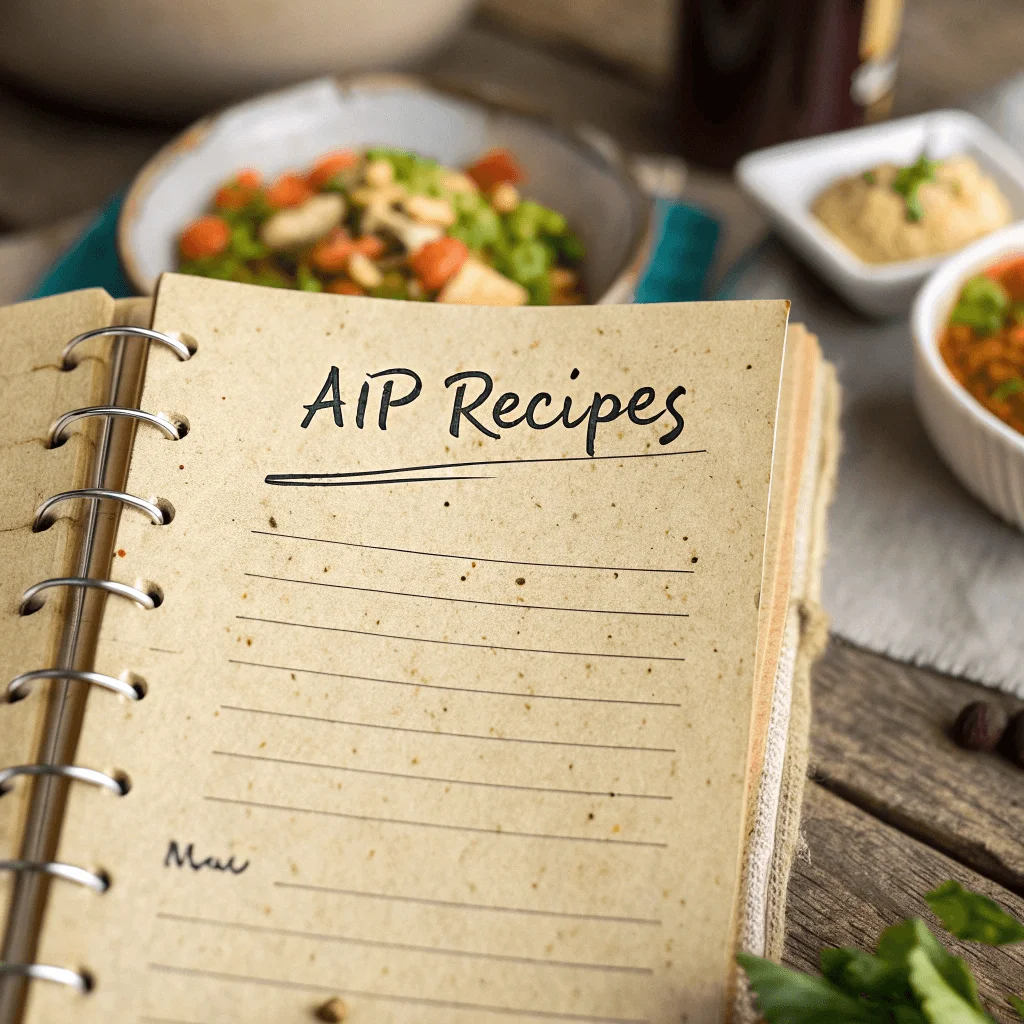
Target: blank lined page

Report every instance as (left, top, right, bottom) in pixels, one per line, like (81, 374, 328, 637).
(31, 278, 788, 1024)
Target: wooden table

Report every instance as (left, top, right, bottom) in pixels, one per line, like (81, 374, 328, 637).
(1, 1, 1022, 1015)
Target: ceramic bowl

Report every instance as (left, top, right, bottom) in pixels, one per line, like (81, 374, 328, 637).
(0, 0, 475, 118)
(912, 221, 1024, 531)
(736, 111, 1024, 318)
(118, 76, 654, 303)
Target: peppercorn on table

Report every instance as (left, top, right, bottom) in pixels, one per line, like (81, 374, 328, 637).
(0, 2, 1022, 1020)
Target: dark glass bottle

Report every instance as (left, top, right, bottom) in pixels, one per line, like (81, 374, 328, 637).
(673, 0, 903, 170)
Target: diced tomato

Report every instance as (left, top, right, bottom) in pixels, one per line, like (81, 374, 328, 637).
(310, 228, 355, 273)
(266, 172, 315, 208)
(308, 150, 359, 189)
(326, 279, 364, 296)
(179, 215, 231, 260)
(410, 237, 469, 292)
(353, 235, 386, 259)
(465, 148, 525, 192)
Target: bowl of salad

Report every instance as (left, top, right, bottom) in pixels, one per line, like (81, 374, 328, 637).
(119, 76, 653, 305)
(912, 221, 1024, 531)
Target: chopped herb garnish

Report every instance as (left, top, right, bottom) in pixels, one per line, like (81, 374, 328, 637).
(949, 274, 1011, 335)
(892, 155, 938, 223)
(862, 170, 877, 185)
(992, 377, 1024, 402)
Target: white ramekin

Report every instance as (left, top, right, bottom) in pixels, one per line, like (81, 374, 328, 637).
(912, 222, 1024, 532)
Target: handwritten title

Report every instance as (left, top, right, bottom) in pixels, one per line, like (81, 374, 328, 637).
(301, 367, 686, 456)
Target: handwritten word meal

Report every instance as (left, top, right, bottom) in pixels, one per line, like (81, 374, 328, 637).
(177, 147, 585, 304)
(812, 155, 1011, 264)
(940, 254, 1024, 436)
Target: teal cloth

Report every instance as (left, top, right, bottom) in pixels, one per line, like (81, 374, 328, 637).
(30, 193, 718, 303)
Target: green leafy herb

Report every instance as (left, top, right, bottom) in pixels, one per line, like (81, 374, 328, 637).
(927, 881, 1024, 945)
(949, 275, 1011, 335)
(863, 171, 877, 185)
(736, 954, 888, 1023)
(892, 156, 938, 223)
(906, 946, 994, 1023)
(992, 378, 1024, 402)
(740, 882, 1024, 1024)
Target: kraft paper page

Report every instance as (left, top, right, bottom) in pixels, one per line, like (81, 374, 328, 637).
(0, 290, 114, 934)
(31, 277, 789, 1024)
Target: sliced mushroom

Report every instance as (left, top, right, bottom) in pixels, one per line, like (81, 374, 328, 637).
(437, 259, 528, 306)
(260, 193, 345, 250)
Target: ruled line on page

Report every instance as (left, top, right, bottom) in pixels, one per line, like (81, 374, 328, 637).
(213, 750, 673, 801)
(227, 658, 683, 708)
(244, 572, 690, 619)
(146, 964, 650, 1024)
(237, 614, 686, 663)
(273, 881, 662, 926)
(250, 531, 695, 575)
(219, 704, 675, 753)
(155, 913, 653, 975)
(265, 447, 708, 484)
(204, 795, 668, 848)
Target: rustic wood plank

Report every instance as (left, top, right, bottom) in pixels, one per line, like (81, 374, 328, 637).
(810, 639, 1024, 894)
(785, 783, 1024, 1023)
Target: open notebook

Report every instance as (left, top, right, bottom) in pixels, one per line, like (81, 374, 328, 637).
(0, 277, 837, 1024)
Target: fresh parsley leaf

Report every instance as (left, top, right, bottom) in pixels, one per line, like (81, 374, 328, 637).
(876, 919, 984, 1010)
(737, 953, 889, 1023)
(926, 881, 1024, 945)
(992, 377, 1024, 402)
(892, 156, 938, 223)
(820, 946, 912, 1001)
(906, 946, 996, 1023)
(1008, 994, 1024, 1019)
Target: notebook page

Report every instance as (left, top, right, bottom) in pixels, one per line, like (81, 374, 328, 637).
(0, 290, 114, 939)
(31, 277, 788, 1024)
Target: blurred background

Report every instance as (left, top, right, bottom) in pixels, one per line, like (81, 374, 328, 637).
(0, 0, 1018, 299)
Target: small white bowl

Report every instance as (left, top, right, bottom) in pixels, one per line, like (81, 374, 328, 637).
(912, 222, 1024, 531)
(118, 75, 653, 303)
(736, 111, 1024, 318)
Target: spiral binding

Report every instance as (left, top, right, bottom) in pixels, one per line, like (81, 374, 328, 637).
(1, 325, 191, 993)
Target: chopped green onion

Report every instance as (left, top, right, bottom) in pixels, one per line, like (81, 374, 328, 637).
(507, 240, 550, 285)
(229, 223, 267, 261)
(992, 377, 1024, 402)
(296, 265, 322, 292)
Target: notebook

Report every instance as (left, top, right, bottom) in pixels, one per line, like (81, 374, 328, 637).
(0, 276, 838, 1024)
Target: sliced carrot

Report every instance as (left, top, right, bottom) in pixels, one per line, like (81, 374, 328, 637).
(266, 172, 315, 208)
(465, 148, 525, 192)
(410, 237, 469, 291)
(326, 279, 364, 296)
(308, 150, 359, 189)
(179, 215, 231, 260)
(311, 228, 356, 272)
(353, 234, 386, 259)
(214, 168, 265, 209)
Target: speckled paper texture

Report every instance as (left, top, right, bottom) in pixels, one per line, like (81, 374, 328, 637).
(29, 278, 789, 1024)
